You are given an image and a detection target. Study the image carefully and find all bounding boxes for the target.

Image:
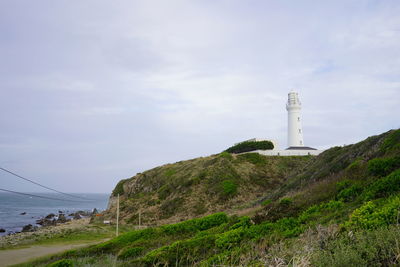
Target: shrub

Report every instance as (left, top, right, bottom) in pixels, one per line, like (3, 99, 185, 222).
(196, 213, 229, 231)
(215, 227, 248, 249)
(225, 140, 274, 154)
(237, 153, 267, 165)
(381, 129, 400, 153)
(161, 212, 228, 235)
(164, 168, 176, 177)
(279, 198, 293, 206)
(229, 216, 252, 230)
(118, 246, 144, 259)
(367, 157, 400, 177)
(246, 222, 273, 240)
(344, 195, 400, 229)
(47, 259, 73, 267)
(93, 228, 157, 253)
(160, 197, 184, 218)
(312, 225, 400, 266)
(321, 200, 344, 210)
(261, 199, 272, 206)
(141, 235, 216, 266)
(298, 204, 320, 223)
(345, 159, 364, 178)
(219, 152, 233, 160)
(298, 200, 344, 223)
(274, 217, 302, 238)
(221, 180, 238, 196)
(337, 185, 362, 202)
(364, 169, 400, 199)
(336, 180, 353, 191)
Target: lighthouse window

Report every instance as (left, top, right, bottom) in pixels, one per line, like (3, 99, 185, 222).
(299, 129, 302, 133)
(298, 117, 300, 121)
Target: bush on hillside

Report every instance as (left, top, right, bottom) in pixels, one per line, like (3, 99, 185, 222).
(345, 159, 365, 179)
(93, 228, 157, 253)
(367, 157, 400, 177)
(369, 157, 400, 176)
(237, 153, 268, 165)
(364, 169, 400, 199)
(48, 259, 74, 267)
(161, 212, 228, 235)
(344, 195, 400, 229)
(118, 246, 144, 260)
(313, 225, 400, 266)
(141, 235, 217, 266)
(337, 184, 362, 202)
(221, 180, 238, 197)
(225, 140, 274, 154)
(381, 129, 400, 153)
(279, 198, 293, 206)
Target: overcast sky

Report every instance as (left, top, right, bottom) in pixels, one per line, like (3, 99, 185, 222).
(1, 0, 399, 194)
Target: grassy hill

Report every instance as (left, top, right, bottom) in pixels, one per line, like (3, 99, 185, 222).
(17, 129, 400, 266)
(104, 152, 314, 226)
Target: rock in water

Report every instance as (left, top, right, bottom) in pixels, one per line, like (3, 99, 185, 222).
(20, 212, 26, 215)
(45, 213, 56, 219)
(57, 214, 68, 223)
(36, 217, 57, 226)
(0, 228, 5, 233)
(21, 224, 38, 232)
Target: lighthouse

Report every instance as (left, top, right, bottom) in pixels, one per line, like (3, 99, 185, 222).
(241, 90, 322, 156)
(286, 91, 304, 147)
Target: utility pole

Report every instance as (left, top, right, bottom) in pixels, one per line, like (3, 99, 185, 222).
(116, 194, 120, 237)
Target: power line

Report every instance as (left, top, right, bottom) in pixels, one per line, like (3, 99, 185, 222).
(0, 167, 95, 201)
(0, 188, 87, 202)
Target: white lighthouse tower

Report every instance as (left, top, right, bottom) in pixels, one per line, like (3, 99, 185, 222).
(249, 90, 323, 156)
(286, 91, 304, 147)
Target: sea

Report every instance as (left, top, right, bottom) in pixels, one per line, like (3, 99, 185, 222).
(0, 192, 110, 236)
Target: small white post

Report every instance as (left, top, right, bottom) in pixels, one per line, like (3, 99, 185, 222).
(116, 194, 120, 237)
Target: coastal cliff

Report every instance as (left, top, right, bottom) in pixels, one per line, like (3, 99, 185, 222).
(105, 153, 314, 225)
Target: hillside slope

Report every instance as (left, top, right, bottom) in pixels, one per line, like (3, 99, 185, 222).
(105, 153, 314, 225)
(22, 128, 400, 267)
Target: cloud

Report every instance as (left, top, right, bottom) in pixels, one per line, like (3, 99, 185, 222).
(0, 0, 399, 193)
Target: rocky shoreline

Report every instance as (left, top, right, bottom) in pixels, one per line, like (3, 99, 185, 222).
(0, 209, 99, 236)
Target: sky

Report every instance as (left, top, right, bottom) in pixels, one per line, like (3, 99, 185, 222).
(0, 0, 399, 194)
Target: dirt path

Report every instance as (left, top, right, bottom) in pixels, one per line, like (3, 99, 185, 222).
(0, 241, 98, 267)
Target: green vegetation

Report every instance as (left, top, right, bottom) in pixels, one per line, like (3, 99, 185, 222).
(47, 259, 73, 267)
(225, 140, 274, 154)
(112, 178, 128, 196)
(237, 152, 268, 165)
(221, 180, 237, 196)
(367, 156, 400, 177)
(15, 129, 400, 266)
(106, 146, 313, 223)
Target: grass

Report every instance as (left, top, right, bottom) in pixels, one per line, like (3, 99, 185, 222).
(0, 223, 134, 251)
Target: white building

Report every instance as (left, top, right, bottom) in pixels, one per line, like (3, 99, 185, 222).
(257, 91, 323, 156)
